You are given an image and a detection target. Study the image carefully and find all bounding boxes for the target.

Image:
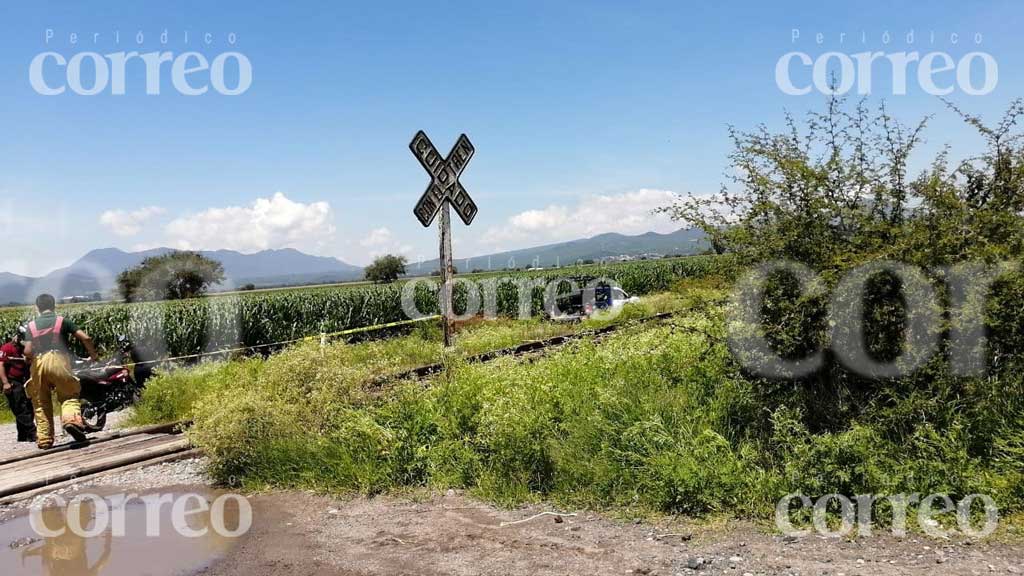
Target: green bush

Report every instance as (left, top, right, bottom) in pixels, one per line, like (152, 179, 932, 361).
(128, 360, 263, 426)
(168, 294, 1024, 520)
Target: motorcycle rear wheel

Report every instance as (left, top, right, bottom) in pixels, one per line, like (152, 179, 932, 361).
(80, 399, 107, 432)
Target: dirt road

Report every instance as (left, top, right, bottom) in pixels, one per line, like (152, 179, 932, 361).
(200, 490, 1024, 576)
(2, 460, 1021, 576)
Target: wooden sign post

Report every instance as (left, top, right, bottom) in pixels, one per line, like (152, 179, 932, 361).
(410, 130, 478, 347)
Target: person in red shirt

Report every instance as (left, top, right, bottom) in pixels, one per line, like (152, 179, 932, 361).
(1, 326, 36, 442)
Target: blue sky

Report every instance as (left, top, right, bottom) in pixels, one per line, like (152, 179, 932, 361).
(1, 1, 1021, 276)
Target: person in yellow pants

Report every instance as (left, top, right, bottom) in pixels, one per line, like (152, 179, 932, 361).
(27, 352, 83, 447)
(23, 294, 99, 449)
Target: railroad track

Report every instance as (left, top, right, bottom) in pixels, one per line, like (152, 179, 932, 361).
(0, 421, 194, 504)
(368, 311, 676, 388)
(0, 311, 681, 503)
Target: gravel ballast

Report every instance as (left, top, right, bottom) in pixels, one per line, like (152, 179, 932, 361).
(0, 408, 132, 457)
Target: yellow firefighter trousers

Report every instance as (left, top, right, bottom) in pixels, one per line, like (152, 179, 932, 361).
(27, 352, 82, 447)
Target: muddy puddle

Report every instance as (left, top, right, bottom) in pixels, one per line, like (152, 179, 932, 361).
(0, 487, 246, 576)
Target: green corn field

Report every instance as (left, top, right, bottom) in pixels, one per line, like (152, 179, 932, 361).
(0, 255, 735, 359)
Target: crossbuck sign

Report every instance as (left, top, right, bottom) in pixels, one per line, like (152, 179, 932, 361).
(409, 130, 478, 346)
(411, 131, 477, 227)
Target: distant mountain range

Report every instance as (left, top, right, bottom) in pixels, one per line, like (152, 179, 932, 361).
(407, 228, 708, 274)
(0, 248, 364, 305)
(0, 228, 708, 305)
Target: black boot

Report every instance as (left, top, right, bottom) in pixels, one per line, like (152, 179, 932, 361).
(64, 422, 88, 443)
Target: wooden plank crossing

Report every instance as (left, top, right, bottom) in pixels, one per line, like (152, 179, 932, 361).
(0, 430, 191, 498)
(0, 421, 187, 467)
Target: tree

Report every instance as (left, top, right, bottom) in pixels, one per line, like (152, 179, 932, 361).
(365, 254, 407, 283)
(662, 96, 1024, 273)
(117, 251, 226, 302)
(660, 96, 1024, 431)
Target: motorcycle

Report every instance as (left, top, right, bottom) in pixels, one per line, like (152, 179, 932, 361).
(73, 335, 152, 431)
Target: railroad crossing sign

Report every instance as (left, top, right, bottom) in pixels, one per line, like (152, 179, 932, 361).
(410, 130, 478, 227)
(409, 130, 478, 348)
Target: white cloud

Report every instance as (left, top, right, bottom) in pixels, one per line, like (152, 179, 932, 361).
(359, 227, 393, 247)
(165, 192, 335, 253)
(99, 206, 166, 237)
(483, 188, 678, 247)
(509, 206, 570, 231)
(357, 227, 412, 259)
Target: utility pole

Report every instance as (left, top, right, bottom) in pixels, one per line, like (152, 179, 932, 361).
(437, 201, 454, 346)
(410, 130, 478, 348)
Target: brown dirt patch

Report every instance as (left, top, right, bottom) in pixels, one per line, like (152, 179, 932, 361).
(199, 490, 1024, 576)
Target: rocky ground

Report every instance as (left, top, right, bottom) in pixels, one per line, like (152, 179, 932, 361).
(0, 408, 131, 456)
